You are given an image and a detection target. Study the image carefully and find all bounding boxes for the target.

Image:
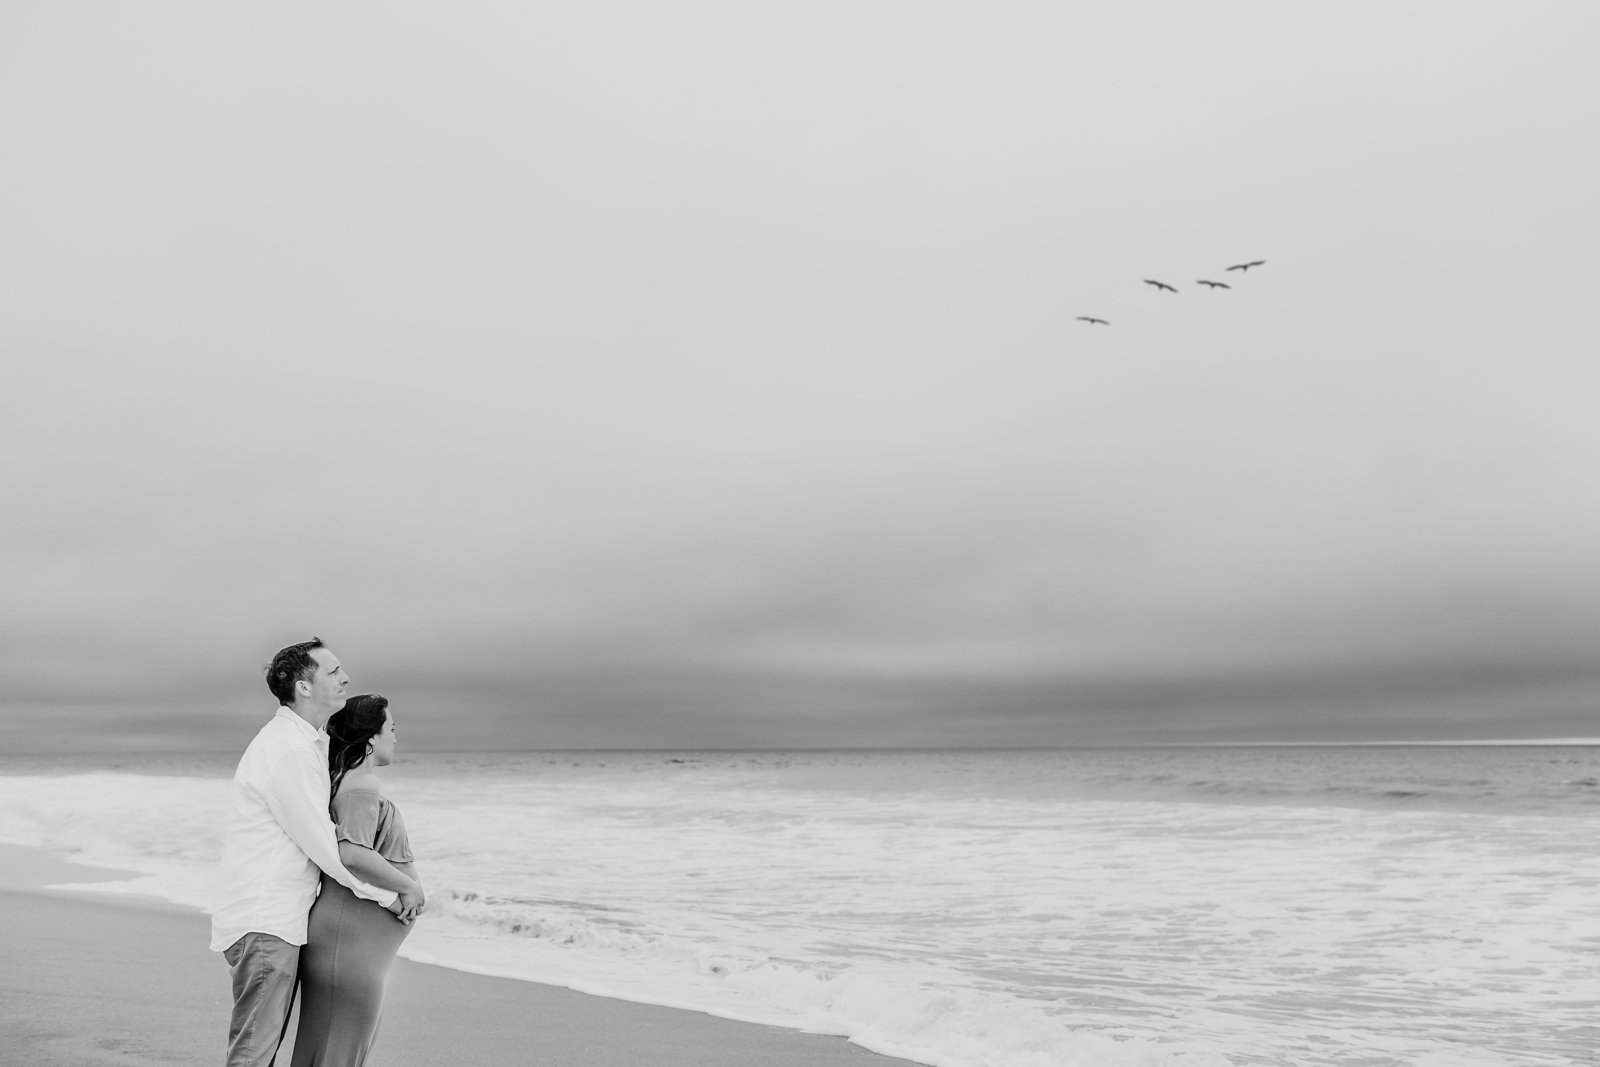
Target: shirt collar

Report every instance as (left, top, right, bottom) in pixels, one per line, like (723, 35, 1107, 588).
(275, 706, 323, 744)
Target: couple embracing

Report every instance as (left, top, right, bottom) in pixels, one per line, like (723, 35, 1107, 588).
(210, 638, 423, 1066)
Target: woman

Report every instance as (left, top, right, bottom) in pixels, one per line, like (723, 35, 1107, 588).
(292, 694, 422, 1067)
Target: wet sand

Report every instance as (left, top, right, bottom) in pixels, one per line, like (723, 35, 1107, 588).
(0, 845, 917, 1067)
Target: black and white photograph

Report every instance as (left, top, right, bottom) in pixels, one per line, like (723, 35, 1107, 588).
(1, 3, 1597, 1065)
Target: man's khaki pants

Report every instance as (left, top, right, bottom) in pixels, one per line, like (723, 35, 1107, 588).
(223, 933, 299, 1067)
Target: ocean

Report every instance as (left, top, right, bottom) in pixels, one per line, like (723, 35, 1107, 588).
(1, 745, 1595, 1067)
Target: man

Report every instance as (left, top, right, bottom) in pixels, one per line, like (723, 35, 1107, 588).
(210, 638, 425, 1067)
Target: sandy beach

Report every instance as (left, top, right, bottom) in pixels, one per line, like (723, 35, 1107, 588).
(0, 845, 918, 1067)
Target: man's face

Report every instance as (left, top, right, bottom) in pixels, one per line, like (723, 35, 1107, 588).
(301, 647, 350, 719)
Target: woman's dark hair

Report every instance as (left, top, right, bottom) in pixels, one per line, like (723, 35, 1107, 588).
(265, 637, 326, 706)
(325, 694, 390, 810)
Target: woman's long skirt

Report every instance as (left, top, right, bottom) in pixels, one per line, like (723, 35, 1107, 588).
(290, 877, 412, 1067)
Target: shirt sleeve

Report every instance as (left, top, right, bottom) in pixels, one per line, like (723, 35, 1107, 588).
(332, 791, 383, 850)
(262, 747, 398, 908)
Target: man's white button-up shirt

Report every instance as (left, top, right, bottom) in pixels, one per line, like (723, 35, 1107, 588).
(210, 708, 398, 952)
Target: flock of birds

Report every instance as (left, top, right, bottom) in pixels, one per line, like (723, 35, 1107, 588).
(1076, 259, 1266, 326)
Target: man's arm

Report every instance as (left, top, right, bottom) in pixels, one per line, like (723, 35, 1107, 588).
(261, 748, 399, 909)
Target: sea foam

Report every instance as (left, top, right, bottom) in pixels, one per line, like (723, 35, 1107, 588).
(1, 747, 1595, 1067)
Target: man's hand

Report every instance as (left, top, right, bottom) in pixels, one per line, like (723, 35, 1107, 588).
(384, 881, 426, 924)
(394, 880, 426, 923)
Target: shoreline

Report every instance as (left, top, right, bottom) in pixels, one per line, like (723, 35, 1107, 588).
(0, 844, 922, 1067)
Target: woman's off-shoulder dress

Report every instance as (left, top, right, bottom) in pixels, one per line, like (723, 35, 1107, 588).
(290, 787, 416, 1067)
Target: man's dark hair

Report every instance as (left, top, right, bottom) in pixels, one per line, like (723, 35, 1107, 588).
(265, 637, 326, 706)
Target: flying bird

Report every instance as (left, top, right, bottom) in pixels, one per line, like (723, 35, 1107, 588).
(1076, 316, 1109, 326)
(1225, 260, 1266, 272)
(1142, 279, 1178, 293)
(1196, 280, 1231, 290)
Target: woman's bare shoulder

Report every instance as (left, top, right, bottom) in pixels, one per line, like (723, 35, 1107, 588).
(335, 771, 383, 798)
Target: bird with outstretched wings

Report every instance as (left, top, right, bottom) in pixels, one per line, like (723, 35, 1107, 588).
(1196, 280, 1231, 289)
(1225, 260, 1266, 272)
(1142, 279, 1178, 293)
(1076, 316, 1109, 325)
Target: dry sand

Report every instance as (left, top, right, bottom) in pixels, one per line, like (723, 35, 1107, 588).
(0, 845, 919, 1066)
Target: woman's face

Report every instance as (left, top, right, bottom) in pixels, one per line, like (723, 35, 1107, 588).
(371, 708, 398, 768)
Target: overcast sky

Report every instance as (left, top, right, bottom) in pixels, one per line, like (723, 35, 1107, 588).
(4, 2, 1599, 751)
